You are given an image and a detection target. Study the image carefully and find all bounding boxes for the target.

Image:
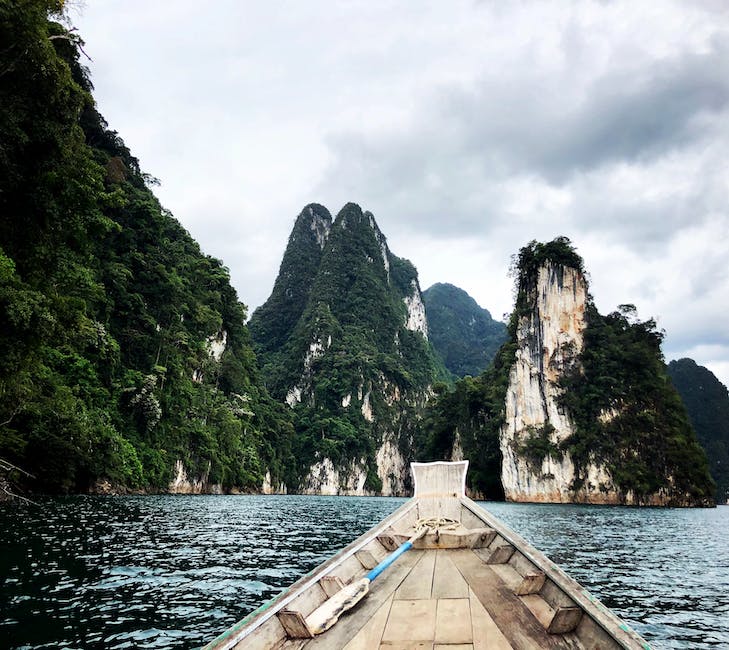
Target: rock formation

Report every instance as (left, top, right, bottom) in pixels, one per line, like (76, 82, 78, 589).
(498, 238, 714, 506)
(249, 203, 444, 496)
(500, 260, 615, 502)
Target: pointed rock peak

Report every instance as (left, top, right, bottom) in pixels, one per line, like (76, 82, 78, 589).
(334, 202, 363, 230)
(513, 236, 587, 288)
(294, 203, 332, 250)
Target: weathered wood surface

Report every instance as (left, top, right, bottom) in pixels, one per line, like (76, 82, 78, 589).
(303, 550, 423, 649)
(206, 465, 648, 650)
(412, 461, 468, 498)
(449, 549, 583, 650)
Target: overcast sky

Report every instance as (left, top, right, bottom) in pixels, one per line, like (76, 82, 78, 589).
(73, 1, 729, 387)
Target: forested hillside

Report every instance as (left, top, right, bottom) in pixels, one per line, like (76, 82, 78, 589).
(668, 359, 729, 503)
(422, 283, 507, 377)
(0, 2, 294, 494)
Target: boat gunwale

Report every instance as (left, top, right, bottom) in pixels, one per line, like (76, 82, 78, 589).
(461, 497, 649, 650)
(202, 497, 418, 650)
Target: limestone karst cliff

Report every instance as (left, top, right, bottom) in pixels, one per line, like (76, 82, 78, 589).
(422, 237, 714, 506)
(249, 203, 446, 496)
(503, 239, 714, 505)
(0, 7, 296, 496)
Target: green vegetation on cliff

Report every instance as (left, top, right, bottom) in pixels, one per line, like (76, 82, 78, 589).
(422, 283, 507, 378)
(250, 203, 447, 490)
(418, 327, 517, 499)
(558, 304, 713, 502)
(0, 2, 294, 494)
(668, 359, 729, 503)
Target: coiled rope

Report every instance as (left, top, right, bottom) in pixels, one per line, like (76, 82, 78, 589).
(414, 516, 460, 533)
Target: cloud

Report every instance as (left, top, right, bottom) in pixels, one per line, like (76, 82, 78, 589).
(73, 0, 729, 386)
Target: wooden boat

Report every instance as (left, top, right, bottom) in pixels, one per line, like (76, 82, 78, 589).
(204, 461, 650, 649)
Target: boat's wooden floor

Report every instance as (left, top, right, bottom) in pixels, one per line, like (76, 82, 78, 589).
(281, 549, 582, 650)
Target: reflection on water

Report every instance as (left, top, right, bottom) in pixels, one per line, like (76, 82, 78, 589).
(0, 496, 727, 649)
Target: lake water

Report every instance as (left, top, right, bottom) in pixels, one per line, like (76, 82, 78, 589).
(1, 496, 727, 649)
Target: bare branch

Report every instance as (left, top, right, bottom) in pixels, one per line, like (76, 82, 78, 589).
(1, 484, 38, 506)
(0, 457, 35, 479)
(47, 27, 92, 61)
(0, 403, 24, 428)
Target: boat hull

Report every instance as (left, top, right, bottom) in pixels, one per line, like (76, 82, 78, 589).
(205, 462, 649, 649)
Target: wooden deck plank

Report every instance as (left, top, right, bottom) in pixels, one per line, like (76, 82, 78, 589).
(450, 550, 579, 649)
(395, 551, 436, 600)
(379, 643, 431, 649)
(469, 587, 513, 650)
(341, 594, 394, 650)
(381, 600, 437, 642)
(434, 645, 473, 650)
(434, 598, 472, 645)
(303, 550, 423, 649)
(432, 550, 469, 599)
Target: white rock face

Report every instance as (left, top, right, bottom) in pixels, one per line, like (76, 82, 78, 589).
(300, 458, 368, 495)
(192, 329, 228, 382)
(376, 436, 407, 496)
(500, 262, 619, 503)
(403, 280, 428, 338)
(285, 386, 302, 407)
(361, 390, 374, 422)
(299, 434, 407, 496)
(261, 470, 287, 495)
(365, 210, 391, 282)
(207, 330, 228, 362)
(168, 459, 222, 494)
(308, 206, 331, 249)
(285, 335, 332, 407)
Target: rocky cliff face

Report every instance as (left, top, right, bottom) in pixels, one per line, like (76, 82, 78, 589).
(498, 238, 714, 506)
(250, 203, 444, 496)
(668, 358, 729, 504)
(500, 262, 617, 502)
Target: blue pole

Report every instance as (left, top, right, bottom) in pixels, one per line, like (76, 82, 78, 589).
(365, 540, 414, 582)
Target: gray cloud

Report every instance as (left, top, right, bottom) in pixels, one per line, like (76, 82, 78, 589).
(74, 0, 729, 386)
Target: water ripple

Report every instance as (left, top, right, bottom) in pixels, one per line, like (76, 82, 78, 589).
(1, 496, 727, 649)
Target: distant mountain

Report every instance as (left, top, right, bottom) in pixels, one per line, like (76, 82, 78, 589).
(422, 283, 507, 377)
(668, 359, 729, 504)
(249, 203, 447, 495)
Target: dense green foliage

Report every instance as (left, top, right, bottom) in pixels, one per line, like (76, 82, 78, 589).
(418, 320, 517, 499)
(422, 283, 507, 378)
(0, 3, 294, 493)
(250, 203, 446, 490)
(558, 305, 714, 503)
(248, 204, 331, 358)
(668, 359, 729, 503)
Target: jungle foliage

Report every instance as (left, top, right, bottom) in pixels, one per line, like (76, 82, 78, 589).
(558, 304, 714, 502)
(0, 2, 295, 494)
(418, 323, 518, 499)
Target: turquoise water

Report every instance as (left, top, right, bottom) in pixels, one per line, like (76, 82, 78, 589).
(1, 496, 727, 648)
